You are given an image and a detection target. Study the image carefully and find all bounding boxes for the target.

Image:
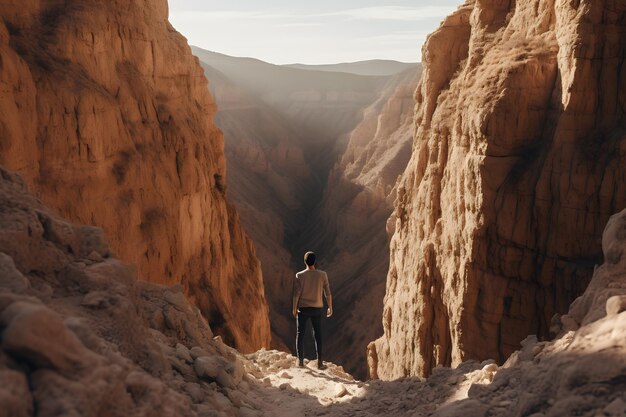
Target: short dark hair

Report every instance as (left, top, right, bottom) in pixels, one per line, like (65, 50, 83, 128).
(304, 251, 316, 266)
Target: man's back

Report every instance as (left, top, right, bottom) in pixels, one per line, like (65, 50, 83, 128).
(294, 269, 330, 308)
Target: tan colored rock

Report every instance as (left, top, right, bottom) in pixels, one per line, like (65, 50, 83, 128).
(195, 356, 227, 380)
(0, 166, 274, 417)
(0, 0, 269, 352)
(370, 0, 626, 379)
(0, 252, 29, 293)
(606, 295, 626, 316)
(1, 302, 94, 371)
(0, 370, 32, 417)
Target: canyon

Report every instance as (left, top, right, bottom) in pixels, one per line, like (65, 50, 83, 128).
(0, 0, 269, 351)
(0, 0, 625, 415)
(369, 0, 626, 379)
(194, 47, 421, 378)
(0, 164, 624, 417)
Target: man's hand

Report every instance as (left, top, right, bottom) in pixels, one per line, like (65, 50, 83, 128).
(292, 309, 298, 318)
(327, 307, 333, 318)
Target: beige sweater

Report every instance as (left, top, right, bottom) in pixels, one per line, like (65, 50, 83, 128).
(293, 269, 332, 309)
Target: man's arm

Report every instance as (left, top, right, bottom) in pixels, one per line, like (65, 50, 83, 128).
(323, 273, 333, 318)
(292, 276, 302, 318)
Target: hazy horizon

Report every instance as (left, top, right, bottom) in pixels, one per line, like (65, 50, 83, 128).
(167, 1, 460, 65)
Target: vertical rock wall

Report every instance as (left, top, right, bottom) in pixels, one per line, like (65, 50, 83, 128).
(370, 0, 626, 379)
(0, 0, 270, 351)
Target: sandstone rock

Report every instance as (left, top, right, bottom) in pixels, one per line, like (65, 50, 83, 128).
(176, 343, 194, 363)
(217, 370, 235, 389)
(0, 253, 29, 293)
(0, 0, 270, 353)
(606, 295, 626, 316)
(1, 302, 91, 371)
(210, 392, 234, 411)
(604, 398, 626, 415)
(196, 405, 220, 417)
(334, 383, 348, 398)
(238, 407, 259, 417)
(566, 210, 626, 326)
(0, 169, 255, 416)
(195, 356, 227, 380)
(184, 382, 206, 403)
(81, 291, 115, 309)
(0, 370, 32, 417)
(371, 0, 626, 379)
(191, 347, 214, 360)
(228, 360, 246, 385)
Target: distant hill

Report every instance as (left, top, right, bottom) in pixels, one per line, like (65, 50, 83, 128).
(283, 60, 419, 76)
(191, 46, 389, 139)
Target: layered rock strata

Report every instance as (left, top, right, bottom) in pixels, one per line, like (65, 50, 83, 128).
(0, 0, 269, 350)
(370, 0, 626, 379)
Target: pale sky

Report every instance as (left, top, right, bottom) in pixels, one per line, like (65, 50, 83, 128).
(167, 1, 461, 65)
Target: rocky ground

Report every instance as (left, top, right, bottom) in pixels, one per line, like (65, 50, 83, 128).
(1, 166, 625, 417)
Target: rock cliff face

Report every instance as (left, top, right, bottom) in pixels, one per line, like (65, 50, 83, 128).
(370, 0, 626, 379)
(0, 167, 282, 417)
(0, 0, 269, 351)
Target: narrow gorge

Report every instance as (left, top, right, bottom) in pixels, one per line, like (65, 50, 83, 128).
(0, 0, 625, 416)
(194, 48, 421, 378)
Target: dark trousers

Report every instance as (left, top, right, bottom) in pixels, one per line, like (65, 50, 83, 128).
(296, 307, 323, 363)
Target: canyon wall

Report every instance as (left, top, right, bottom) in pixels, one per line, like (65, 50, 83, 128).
(0, 166, 272, 417)
(370, 0, 626, 379)
(0, 0, 269, 351)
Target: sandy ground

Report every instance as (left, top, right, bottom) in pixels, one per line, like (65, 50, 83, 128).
(237, 349, 497, 417)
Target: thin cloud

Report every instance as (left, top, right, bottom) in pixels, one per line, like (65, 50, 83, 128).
(359, 30, 432, 43)
(171, 5, 455, 23)
(278, 22, 323, 28)
(169, 10, 294, 21)
(323, 6, 457, 21)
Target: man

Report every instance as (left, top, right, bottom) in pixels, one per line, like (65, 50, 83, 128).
(292, 251, 333, 369)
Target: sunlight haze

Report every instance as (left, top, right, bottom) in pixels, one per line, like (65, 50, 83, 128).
(167, 0, 460, 64)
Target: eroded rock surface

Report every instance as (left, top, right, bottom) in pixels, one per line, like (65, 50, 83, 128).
(370, 0, 626, 379)
(1, 162, 625, 417)
(0, 167, 263, 417)
(0, 0, 269, 351)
